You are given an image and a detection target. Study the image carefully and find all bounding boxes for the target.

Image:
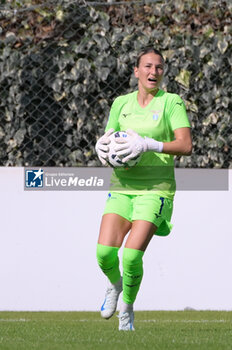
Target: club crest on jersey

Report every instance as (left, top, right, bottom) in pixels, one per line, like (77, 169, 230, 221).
(150, 110, 160, 121)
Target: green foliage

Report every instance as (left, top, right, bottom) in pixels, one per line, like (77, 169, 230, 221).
(0, 0, 231, 166)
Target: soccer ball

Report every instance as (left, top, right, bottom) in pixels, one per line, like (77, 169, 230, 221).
(107, 131, 141, 168)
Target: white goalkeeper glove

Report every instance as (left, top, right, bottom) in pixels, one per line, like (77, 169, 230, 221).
(95, 128, 114, 165)
(115, 129, 163, 163)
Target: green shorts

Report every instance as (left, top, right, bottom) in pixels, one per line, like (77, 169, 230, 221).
(103, 192, 173, 236)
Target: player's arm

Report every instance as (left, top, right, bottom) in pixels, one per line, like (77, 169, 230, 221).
(115, 95, 192, 162)
(116, 128, 192, 163)
(163, 96, 192, 155)
(162, 127, 192, 156)
(104, 98, 121, 132)
(95, 97, 121, 165)
(95, 128, 115, 165)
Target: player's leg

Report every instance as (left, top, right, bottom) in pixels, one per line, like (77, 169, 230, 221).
(97, 213, 131, 319)
(118, 220, 156, 331)
(97, 193, 132, 279)
(97, 212, 131, 286)
(98, 213, 132, 247)
(118, 194, 173, 330)
(97, 193, 132, 319)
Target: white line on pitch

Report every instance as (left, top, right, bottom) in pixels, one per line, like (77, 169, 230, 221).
(138, 319, 230, 323)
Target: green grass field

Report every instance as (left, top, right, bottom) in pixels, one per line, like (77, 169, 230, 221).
(0, 311, 231, 350)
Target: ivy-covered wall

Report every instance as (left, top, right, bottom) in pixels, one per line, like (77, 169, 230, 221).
(0, 0, 231, 167)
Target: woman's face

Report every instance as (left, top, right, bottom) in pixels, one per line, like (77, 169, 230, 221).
(134, 52, 164, 92)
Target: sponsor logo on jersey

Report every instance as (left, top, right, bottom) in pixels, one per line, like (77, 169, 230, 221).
(122, 113, 131, 118)
(176, 102, 183, 106)
(107, 192, 117, 200)
(25, 168, 43, 188)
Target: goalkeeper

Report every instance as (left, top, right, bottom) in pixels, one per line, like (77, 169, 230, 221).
(95, 47, 192, 331)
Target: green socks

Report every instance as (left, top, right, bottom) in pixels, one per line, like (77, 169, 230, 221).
(122, 247, 144, 304)
(97, 244, 144, 305)
(96, 244, 121, 284)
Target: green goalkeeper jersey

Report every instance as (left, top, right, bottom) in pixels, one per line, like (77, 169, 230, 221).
(105, 89, 191, 199)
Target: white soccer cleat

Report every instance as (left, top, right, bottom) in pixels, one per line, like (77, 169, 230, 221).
(118, 310, 135, 331)
(100, 278, 122, 319)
